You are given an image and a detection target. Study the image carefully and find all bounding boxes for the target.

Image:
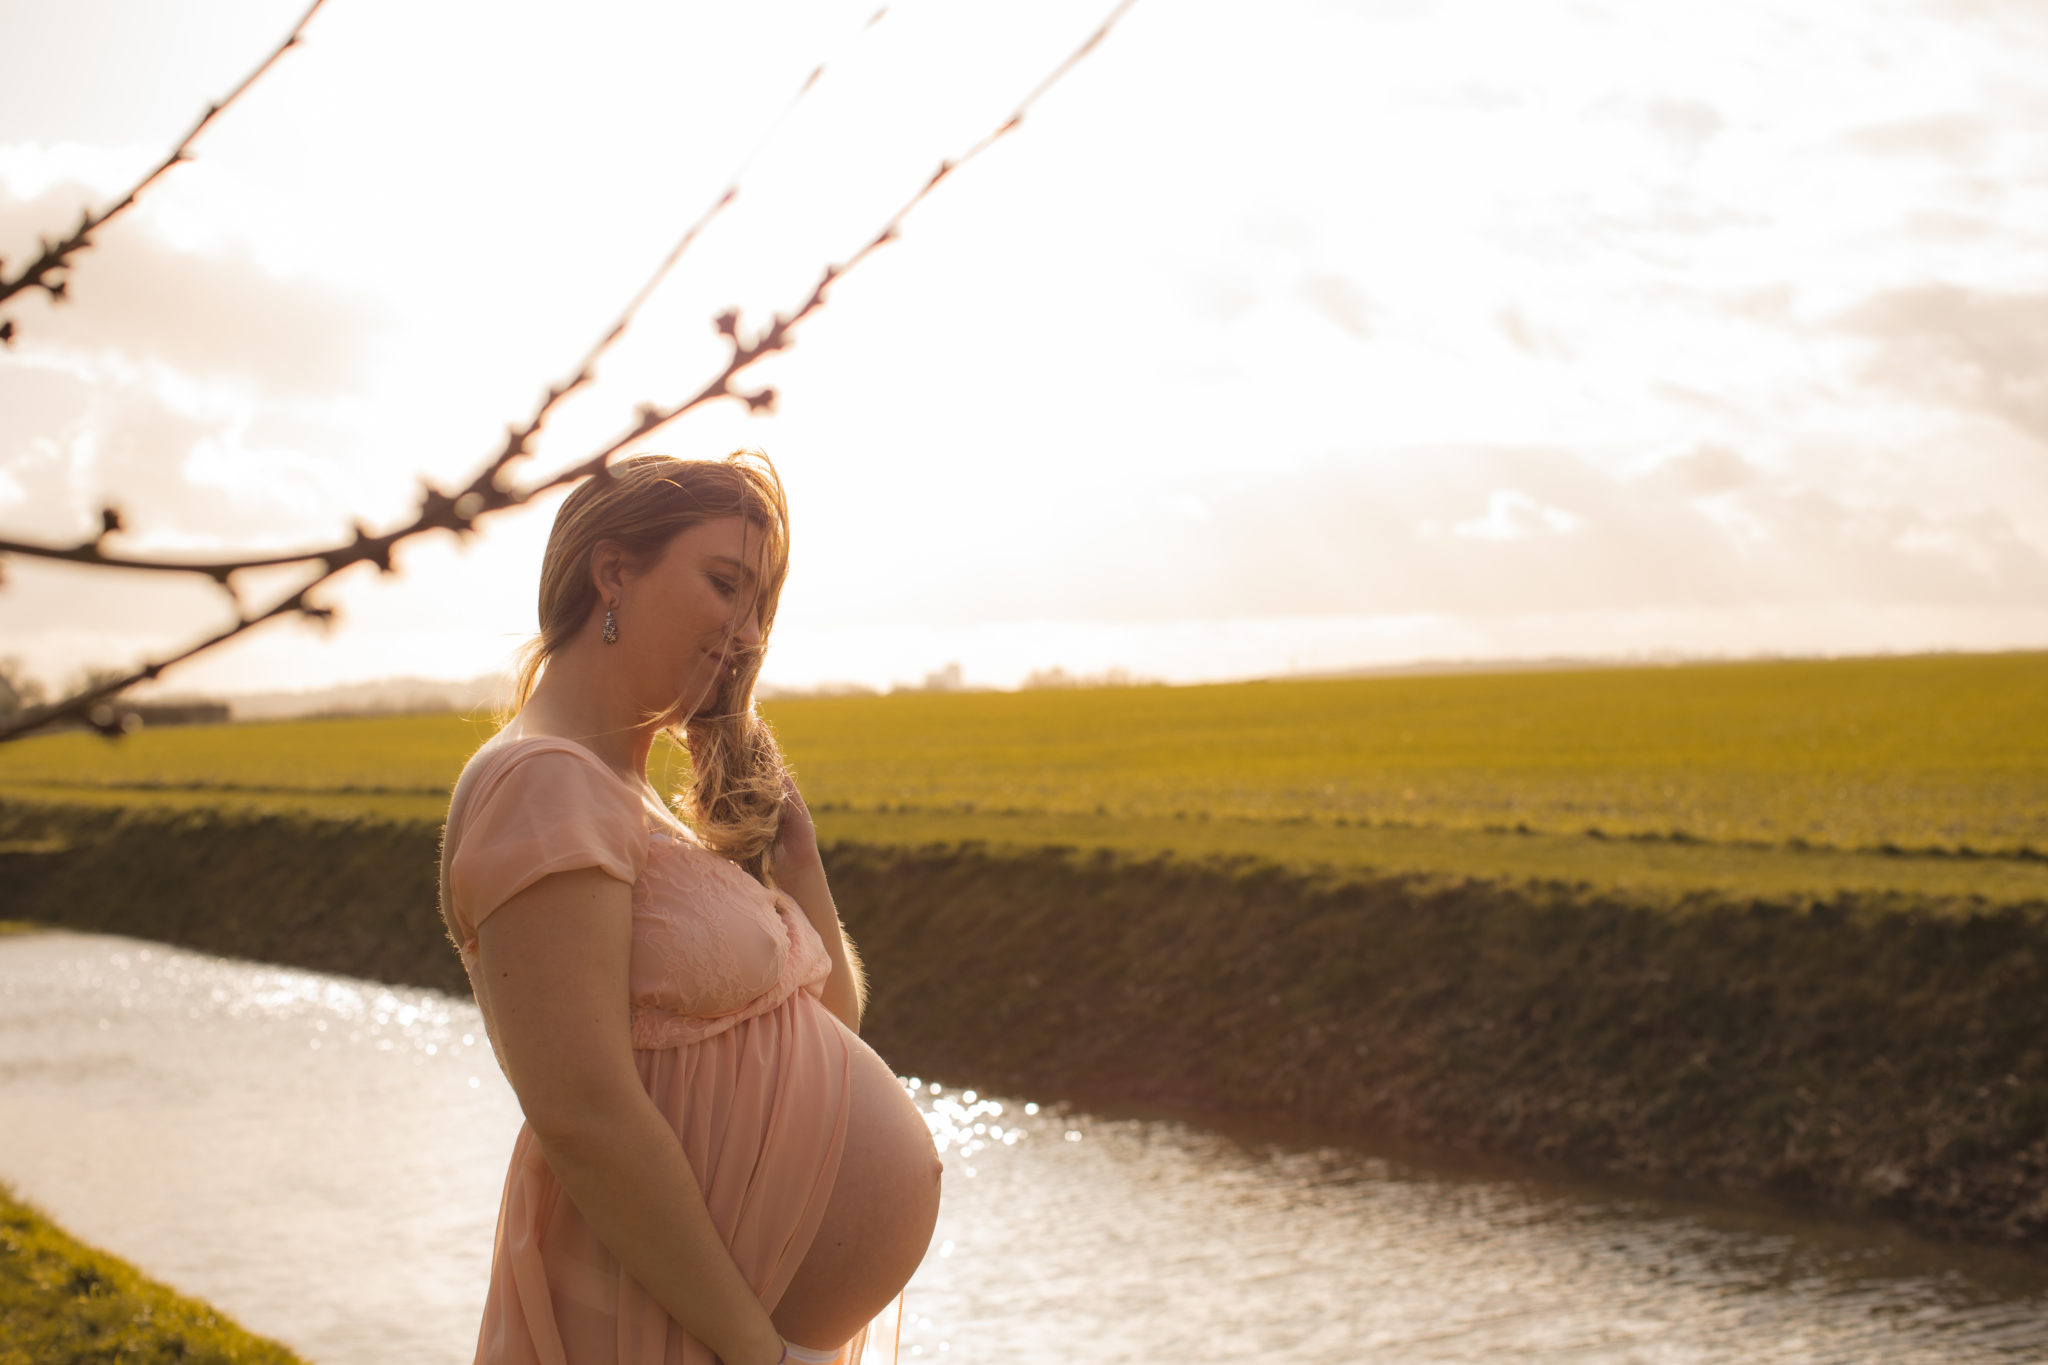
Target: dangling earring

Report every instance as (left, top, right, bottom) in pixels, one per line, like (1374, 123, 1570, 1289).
(602, 606, 618, 645)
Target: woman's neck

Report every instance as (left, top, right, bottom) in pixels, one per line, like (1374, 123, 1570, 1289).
(514, 645, 662, 782)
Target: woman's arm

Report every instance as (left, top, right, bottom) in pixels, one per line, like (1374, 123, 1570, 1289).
(772, 779, 866, 1032)
(476, 865, 785, 1365)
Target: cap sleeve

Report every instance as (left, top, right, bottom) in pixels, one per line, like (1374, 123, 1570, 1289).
(447, 746, 649, 941)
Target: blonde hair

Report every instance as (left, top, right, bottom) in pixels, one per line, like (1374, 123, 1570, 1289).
(506, 451, 793, 883)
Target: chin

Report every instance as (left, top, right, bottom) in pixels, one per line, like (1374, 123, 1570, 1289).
(677, 674, 724, 720)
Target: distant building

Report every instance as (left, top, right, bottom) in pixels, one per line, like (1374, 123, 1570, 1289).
(1023, 665, 1079, 689)
(30, 699, 233, 732)
(1021, 665, 1151, 690)
(758, 680, 880, 700)
(130, 701, 232, 728)
(891, 663, 969, 694)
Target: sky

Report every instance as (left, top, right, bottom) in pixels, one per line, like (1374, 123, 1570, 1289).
(2, 0, 2046, 698)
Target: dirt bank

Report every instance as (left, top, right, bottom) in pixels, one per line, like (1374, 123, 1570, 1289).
(4, 799, 2042, 1251)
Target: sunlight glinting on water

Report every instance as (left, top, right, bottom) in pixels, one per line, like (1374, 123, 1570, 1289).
(3, 931, 2045, 1365)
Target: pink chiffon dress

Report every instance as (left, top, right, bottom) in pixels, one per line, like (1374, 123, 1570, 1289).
(440, 734, 897, 1365)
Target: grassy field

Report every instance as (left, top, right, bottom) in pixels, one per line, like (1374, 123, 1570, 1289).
(767, 652, 2048, 849)
(2, 651, 2044, 903)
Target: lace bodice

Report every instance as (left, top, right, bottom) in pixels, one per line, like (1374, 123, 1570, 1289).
(442, 735, 833, 1051)
(626, 820, 833, 1047)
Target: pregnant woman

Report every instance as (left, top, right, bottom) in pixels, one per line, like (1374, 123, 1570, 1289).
(438, 452, 941, 1365)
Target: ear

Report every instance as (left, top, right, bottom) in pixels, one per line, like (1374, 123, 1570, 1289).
(589, 538, 631, 609)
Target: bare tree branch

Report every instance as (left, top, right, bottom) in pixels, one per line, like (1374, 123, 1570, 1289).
(0, 0, 893, 584)
(0, 0, 329, 346)
(0, 0, 1138, 744)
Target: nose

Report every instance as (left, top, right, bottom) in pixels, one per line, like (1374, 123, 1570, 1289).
(732, 607, 763, 651)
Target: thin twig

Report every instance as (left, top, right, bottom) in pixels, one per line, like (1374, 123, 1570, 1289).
(0, 0, 1139, 744)
(0, 0, 328, 345)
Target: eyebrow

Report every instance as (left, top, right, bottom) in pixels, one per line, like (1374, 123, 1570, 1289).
(707, 554, 760, 584)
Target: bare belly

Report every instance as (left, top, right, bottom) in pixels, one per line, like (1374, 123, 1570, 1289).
(770, 1016, 942, 1349)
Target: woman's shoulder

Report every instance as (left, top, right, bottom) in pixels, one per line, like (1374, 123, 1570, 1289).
(441, 734, 664, 934)
(456, 731, 705, 842)
(448, 732, 650, 838)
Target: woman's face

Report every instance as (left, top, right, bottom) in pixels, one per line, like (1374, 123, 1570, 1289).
(611, 514, 775, 720)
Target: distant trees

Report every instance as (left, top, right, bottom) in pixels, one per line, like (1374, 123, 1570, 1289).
(0, 661, 144, 730)
(0, 659, 47, 721)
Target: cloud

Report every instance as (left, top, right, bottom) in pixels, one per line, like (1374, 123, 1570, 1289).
(1185, 265, 1258, 323)
(1844, 113, 1990, 162)
(1918, 0, 2048, 45)
(1839, 283, 2048, 444)
(0, 178, 385, 568)
(1449, 488, 1585, 540)
(1718, 284, 1796, 323)
(1424, 83, 1526, 113)
(0, 358, 364, 549)
(1495, 303, 1568, 359)
(1296, 271, 1373, 339)
(0, 180, 381, 395)
(1651, 381, 1745, 417)
(1642, 444, 1757, 496)
(1640, 98, 1725, 158)
(1583, 94, 1725, 164)
(804, 445, 2048, 629)
(1901, 208, 1998, 241)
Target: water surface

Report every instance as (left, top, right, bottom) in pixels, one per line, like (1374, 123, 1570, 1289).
(2, 931, 2043, 1363)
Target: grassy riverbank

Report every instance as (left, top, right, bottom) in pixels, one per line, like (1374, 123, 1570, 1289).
(3, 795, 2044, 1251)
(832, 843, 2048, 1249)
(0, 1181, 307, 1365)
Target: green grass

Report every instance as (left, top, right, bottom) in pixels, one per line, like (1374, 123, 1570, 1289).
(0, 708, 499, 798)
(0, 779, 449, 824)
(811, 809, 2048, 906)
(2, 651, 2044, 903)
(0, 1182, 307, 1365)
(767, 652, 2048, 853)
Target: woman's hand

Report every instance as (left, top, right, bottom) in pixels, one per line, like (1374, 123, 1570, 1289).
(769, 770, 864, 1030)
(773, 770, 821, 872)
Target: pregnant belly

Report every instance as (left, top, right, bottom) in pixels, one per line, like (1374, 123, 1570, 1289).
(770, 1016, 943, 1350)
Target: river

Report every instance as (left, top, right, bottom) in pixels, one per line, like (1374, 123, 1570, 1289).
(1, 929, 2044, 1363)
